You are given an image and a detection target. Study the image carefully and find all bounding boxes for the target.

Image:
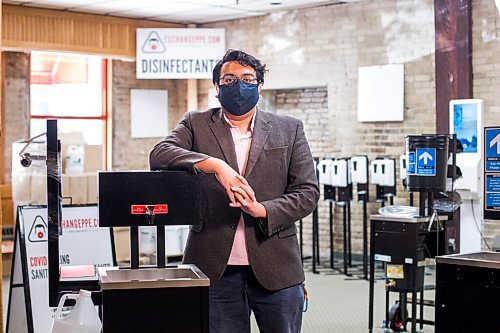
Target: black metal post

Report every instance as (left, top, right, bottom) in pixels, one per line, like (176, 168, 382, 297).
(420, 289, 424, 331)
(419, 191, 426, 217)
(299, 219, 303, 263)
(312, 157, 320, 273)
(428, 192, 434, 215)
(412, 289, 418, 331)
(342, 203, 348, 275)
(314, 206, 320, 265)
(130, 227, 139, 269)
(363, 195, 368, 279)
(312, 211, 318, 274)
(347, 201, 352, 267)
(400, 292, 408, 331)
(157, 225, 165, 268)
(385, 272, 389, 328)
(368, 218, 375, 333)
(411, 254, 418, 332)
(329, 201, 334, 269)
(47, 119, 62, 307)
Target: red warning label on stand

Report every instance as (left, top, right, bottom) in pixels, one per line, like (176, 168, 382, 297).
(131, 204, 168, 215)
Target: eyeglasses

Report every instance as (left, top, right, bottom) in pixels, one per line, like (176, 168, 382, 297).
(219, 74, 258, 86)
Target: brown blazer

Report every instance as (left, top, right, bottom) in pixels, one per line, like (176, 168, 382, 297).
(150, 108, 319, 290)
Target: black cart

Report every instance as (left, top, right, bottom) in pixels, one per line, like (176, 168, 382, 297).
(368, 214, 447, 333)
(98, 171, 212, 333)
(99, 264, 209, 333)
(435, 252, 500, 333)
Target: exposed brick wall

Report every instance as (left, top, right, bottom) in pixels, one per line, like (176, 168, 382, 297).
(265, 88, 332, 255)
(473, 0, 500, 248)
(111, 60, 188, 170)
(3, 52, 30, 183)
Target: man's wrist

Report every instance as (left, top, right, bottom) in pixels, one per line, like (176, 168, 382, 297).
(255, 202, 267, 219)
(195, 157, 225, 174)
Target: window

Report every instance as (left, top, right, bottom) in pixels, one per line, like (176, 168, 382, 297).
(30, 51, 108, 162)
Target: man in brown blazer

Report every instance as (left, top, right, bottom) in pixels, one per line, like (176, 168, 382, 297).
(150, 49, 319, 333)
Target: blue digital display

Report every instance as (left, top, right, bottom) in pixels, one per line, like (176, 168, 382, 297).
(453, 103, 478, 153)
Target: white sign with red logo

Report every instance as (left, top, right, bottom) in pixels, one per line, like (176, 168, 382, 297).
(7, 205, 114, 333)
(136, 28, 225, 79)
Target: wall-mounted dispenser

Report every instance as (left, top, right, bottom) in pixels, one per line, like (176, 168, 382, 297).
(331, 159, 350, 188)
(370, 158, 395, 187)
(350, 156, 369, 184)
(317, 159, 334, 185)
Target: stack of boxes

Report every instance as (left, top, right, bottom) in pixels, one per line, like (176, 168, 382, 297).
(12, 134, 103, 206)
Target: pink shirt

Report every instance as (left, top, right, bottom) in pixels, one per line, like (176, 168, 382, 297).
(225, 114, 255, 265)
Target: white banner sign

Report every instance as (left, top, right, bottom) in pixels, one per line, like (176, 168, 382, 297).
(7, 206, 114, 333)
(136, 28, 225, 79)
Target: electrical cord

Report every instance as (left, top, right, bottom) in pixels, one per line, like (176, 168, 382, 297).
(470, 200, 492, 251)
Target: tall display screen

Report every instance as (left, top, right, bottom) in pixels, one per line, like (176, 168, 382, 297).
(453, 102, 479, 153)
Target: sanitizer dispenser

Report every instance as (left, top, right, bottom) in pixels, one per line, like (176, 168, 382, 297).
(350, 156, 369, 184)
(317, 159, 334, 185)
(380, 159, 396, 187)
(370, 159, 396, 187)
(331, 159, 350, 187)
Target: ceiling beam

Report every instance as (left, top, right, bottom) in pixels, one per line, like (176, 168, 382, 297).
(1, 4, 186, 59)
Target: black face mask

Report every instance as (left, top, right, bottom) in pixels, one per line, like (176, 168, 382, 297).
(218, 80, 259, 116)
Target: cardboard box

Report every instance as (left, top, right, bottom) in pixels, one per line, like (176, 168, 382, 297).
(60, 132, 86, 174)
(113, 227, 130, 263)
(65, 145, 85, 174)
(12, 172, 31, 202)
(30, 173, 47, 205)
(69, 174, 88, 205)
(24, 173, 97, 205)
(84, 145, 104, 172)
(62, 175, 71, 203)
(86, 173, 98, 204)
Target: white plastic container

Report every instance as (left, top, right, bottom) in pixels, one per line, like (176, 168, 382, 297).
(179, 225, 190, 252)
(139, 226, 156, 255)
(51, 290, 102, 333)
(165, 226, 182, 255)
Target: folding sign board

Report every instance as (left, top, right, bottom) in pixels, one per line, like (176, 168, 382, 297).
(6, 205, 114, 333)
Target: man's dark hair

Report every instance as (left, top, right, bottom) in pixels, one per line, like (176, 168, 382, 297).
(212, 49, 267, 85)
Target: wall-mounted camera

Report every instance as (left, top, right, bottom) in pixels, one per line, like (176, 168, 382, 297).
(18, 132, 47, 168)
(20, 152, 46, 168)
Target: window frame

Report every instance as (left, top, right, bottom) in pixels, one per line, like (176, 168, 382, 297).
(29, 56, 110, 168)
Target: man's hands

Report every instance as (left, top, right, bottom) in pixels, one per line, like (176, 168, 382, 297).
(229, 175, 267, 219)
(194, 158, 266, 219)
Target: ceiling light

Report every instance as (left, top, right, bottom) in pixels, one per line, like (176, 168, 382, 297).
(270, 1, 282, 5)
